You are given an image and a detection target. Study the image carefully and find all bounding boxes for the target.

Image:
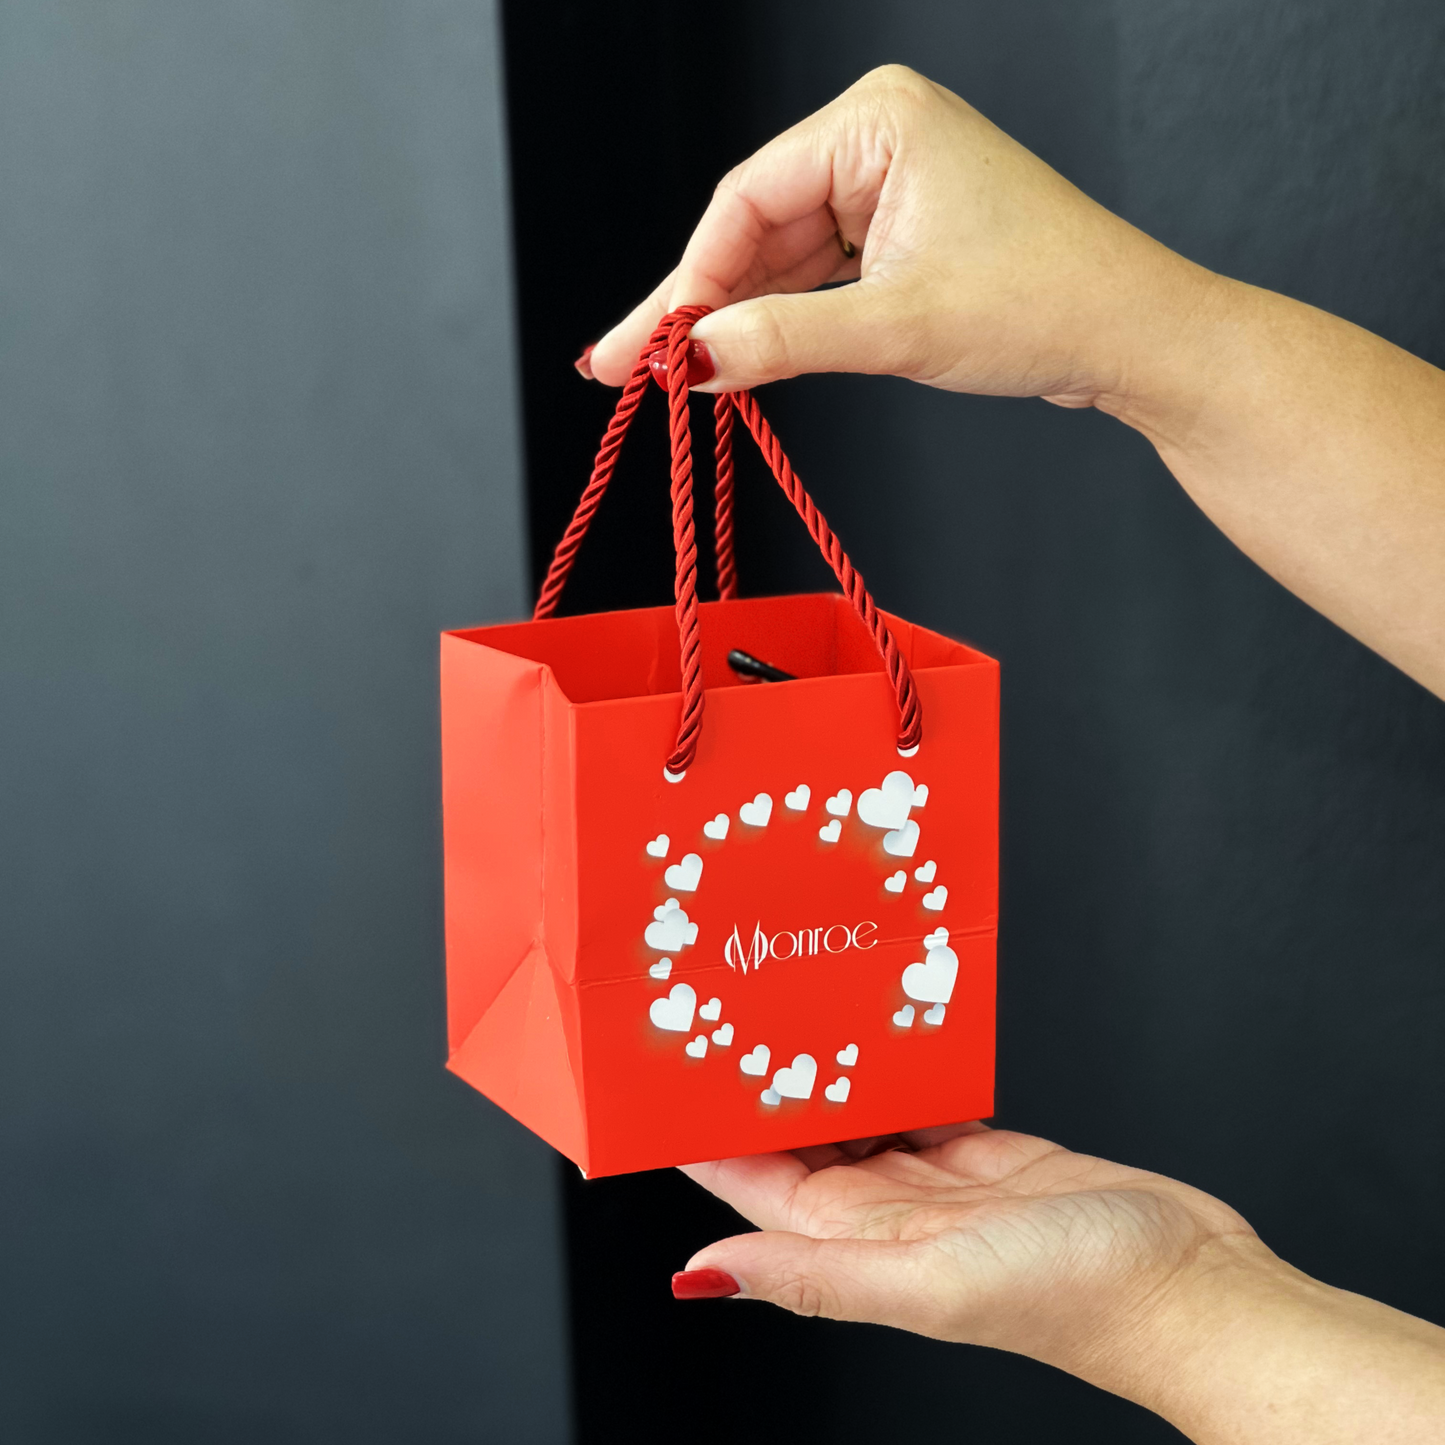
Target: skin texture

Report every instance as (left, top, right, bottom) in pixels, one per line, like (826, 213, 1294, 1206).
(584, 66, 1445, 1442)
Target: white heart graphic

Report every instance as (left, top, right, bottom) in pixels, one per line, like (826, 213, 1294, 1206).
(770, 1053, 817, 1100)
(914, 859, 936, 884)
(703, 813, 729, 841)
(818, 819, 841, 844)
(857, 770, 916, 831)
(836, 1043, 858, 1067)
(648, 960, 672, 980)
(824, 1077, 851, 1103)
(739, 793, 773, 827)
(825, 789, 852, 817)
(923, 1003, 946, 1026)
(913, 783, 929, 807)
(739, 1044, 770, 1077)
(664, 852, 703, 891)
(699, 997, 721, 1022)
(685, 1034, 708, 1058)
(712, 1022, 734, 1046)
(901, 943, 958, 1005)
(922, 884, 948, 911)
(883, 819, 920, 857)
(884, 870, 905, 893)
(649, 982, 696, 1032)
(892, 1004, 915, 1028)
(644, 902, 695, 953)
(784, 784, 810, 811)
(760, 1087, 782, 1107)
(924, 926, 950, 950)
(646, 834, 669, 858)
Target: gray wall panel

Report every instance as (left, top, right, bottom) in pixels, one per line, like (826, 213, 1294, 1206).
(0, 3, 568, 1440)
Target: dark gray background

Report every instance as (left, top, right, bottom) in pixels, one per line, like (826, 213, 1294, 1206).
(506, 1, 1445, 1441)
(2, 0, 1443, 1441)
(0, 3, 569, 1441)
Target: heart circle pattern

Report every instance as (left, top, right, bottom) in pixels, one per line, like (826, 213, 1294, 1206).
(642, 766, 958, 1119)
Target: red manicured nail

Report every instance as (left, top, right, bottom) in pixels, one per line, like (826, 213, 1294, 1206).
(649, 339, 716, 388)
(573, 344, 596, 380)
(671, 1268, 740, 1300)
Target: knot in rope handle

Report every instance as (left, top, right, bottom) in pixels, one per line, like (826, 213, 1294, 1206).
(534, 307, 923, 773)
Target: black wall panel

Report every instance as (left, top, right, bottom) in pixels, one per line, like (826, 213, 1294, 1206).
(506, 3, 1445, 1441)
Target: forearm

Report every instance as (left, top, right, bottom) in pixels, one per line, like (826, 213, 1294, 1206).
(1104, 270, 1445, 698)
(1085, 1239, 1445, 1443)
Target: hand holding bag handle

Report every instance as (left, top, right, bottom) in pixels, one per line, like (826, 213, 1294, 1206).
(534, 306, 923, 777)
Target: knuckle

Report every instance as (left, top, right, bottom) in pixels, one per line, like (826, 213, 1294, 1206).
(862, 62, 921, 88)
(713, 166, 745, 201)
(773, 1269, 833, 1319)
(858, 63, 932, 110)
(736, 305, 791, 380)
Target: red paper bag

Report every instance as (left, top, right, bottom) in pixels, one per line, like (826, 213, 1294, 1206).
(442, 308, 998, 1177)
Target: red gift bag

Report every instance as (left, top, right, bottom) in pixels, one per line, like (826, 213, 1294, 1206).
(442, 307, 998, 1177)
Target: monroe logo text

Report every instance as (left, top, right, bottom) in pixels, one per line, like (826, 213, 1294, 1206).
(724, 920, 878, 974)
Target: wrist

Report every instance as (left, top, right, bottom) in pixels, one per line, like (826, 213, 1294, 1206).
(1091, 253, 1249, 449)
(1081, 1235, 1311, 1407)
(1079, 1235, 1445, 1444)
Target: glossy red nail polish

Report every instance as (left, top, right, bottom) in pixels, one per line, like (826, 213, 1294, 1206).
(573, 344, 595, 380)
(649, 340, 716, 388)
(671, 1268, 740, 1300)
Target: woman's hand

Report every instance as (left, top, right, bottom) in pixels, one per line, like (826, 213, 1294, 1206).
(586, 64, 1445, 699)
(674, 1124, 1445, 1444)
(587, 64, 1207, 411)
(673, 1122, 1256, 1377)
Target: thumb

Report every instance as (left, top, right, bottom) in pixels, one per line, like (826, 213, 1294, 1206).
(688, 279, 922, 393)
(675, 1230, 955, 1334)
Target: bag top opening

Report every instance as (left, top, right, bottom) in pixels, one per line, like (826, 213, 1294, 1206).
(450, 593, 991, 705)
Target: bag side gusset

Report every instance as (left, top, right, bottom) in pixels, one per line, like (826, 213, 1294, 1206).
(441, 634, 589, 1168)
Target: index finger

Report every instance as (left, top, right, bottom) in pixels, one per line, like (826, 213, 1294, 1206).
(678, 1150, 810, 1233)
(588, 111, 878, 384)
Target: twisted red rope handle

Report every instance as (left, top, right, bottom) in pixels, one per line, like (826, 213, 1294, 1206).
(534, 306, 922, 772)
(712, 393, 738, 600)
(724, 389, 922, 753)
(533, 309, 702, 620)
(662, 313, 705, 775)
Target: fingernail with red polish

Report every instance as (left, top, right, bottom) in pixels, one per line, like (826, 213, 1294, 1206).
(672, 1268, 740, 1300)
(574, 344, 595, 380)
(649, 340, 716, 388)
